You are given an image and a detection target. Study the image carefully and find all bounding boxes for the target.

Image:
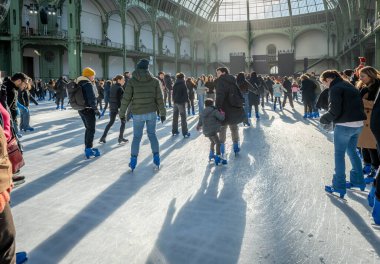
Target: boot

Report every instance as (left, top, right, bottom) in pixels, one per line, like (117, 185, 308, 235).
(214, 155, 221, 166)
(85, 148, 94, 159)
(153, 153, 160, 168)
(368, 185, 376, 207)
(183, 132, 191, 138)
(325, 185, 346, 199)
(192, 109, 195, 116)
(92, 148, 101, 157)
(373, 196, 380, 225)
(345, 181, 366, 191)
(209, 150, 215, 161)
(129, 155, 137, 171)
(99, 137, 106, 144)
(118, 138, 129, 144)
(303, 113, 308, 119)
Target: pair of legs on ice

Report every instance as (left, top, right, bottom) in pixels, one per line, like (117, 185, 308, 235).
(208, 124, 240, 165)
(172, 103, 190, 137)
(99, 111, 127, 144)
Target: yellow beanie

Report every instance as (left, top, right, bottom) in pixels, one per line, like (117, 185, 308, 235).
(82, 67, 96, 77)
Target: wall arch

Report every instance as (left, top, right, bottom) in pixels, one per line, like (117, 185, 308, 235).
(294, 30, 328, 60)
(163, 31, 175, 55)
(107, 14, 122, 44)
(81, 0, 103, 40)
(218, 36, 248, 62)
(251, 34, 291, 56)
(125, 13, 135, 47)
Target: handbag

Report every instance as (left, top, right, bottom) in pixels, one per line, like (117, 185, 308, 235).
(7, 122, 25, 174)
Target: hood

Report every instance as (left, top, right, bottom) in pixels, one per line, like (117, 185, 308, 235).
(75, 76, 91, 84)
(132, 69, 154, 82)
(219, 74, 237, 85)
(203, 106, 216, 117)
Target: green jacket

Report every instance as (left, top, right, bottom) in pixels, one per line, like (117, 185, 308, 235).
(119, 69, 166, 118)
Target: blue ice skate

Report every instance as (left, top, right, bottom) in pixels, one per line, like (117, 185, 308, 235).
(209, 150, 215, 161)
(214, 155, 221, 165)
(363, 164, 372, 175)
(16, 251, 28, 264)
(92, 148, 101, 157)
(153, 153, 160, 168)
(365, 169, 376, 184)
(325, 185, 346, 199)
(345, 181, 366, 191)
(368, 185, 376, 207)
(303, 113, 308, 119)
(85, 148, 94, 159)
(233, 142, 240, 155)
(129, 156, 137, 171)
(373, 197, 380, 225)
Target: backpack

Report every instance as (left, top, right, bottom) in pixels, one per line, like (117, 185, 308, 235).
(67, 81, 86, 110)
(228, 84, 244, 108)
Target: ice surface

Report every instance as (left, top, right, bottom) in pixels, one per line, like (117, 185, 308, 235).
(11, 101, 380, 264)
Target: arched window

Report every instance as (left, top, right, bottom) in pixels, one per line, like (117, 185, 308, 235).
(267, 44, 276, 55)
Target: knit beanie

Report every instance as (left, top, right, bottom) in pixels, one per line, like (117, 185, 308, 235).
(136, 59, 150, 70)
(82, 67, 96, 77)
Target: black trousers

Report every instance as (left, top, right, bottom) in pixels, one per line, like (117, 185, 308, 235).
(0, 203, 16, 264)
(172, 103, 188, 135)
(283, 92, 294, 108)
(266, 91, 273, 102)
(79, 109, 96, 149)
(101, 111, 126, 139)
(371, 129, 380, 199)
(304, 100, 313, 114)
(208, 134, 221, 155)
(274, 97, 282, 108)
(187, 99, 195, 114)
(97, 99, 103, 111)
(56, 97, 64, 107)
(362, 148, 380, 168)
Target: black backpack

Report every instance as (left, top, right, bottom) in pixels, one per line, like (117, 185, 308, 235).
(228, 84, 244, 108)
(67, 81, 86, 110)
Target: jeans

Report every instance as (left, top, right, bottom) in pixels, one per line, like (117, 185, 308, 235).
(304, 100, 313, 114)
(101, 111, 126, 140)
(187, 99, 195, 114)
(131, 112, 159, 156)
(172, 103, 188, 135)
(79, 109, 96, 149)
(219, 124, 239, 144)
(243, 93, 249, 118)
(198, 94, 205, 115)
(56, 97, 64, 108)
(332, 125, 364, 190)
(19, 107, 30, 131)
(0, 203, 16, 264)
(209, 134, 221, 155)
(282, 92, 294, 108)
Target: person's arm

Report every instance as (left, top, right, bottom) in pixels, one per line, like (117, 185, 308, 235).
(320, 86, 342, 123)
(119, 81, 133, 118)
(155, 81, 166, 117)
(29, 93, 38, 106)
(215, 80, 225, 110)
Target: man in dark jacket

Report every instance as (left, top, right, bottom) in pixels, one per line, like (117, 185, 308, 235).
(119, 59, 166, 171)
(55, 76, 67, 110)
(172, 72, 190, 137)
(320, 70, 366, 199)
(76, 67, 101, 159)
(300, 75, 317, 118)
(164, 73, 173, 107)
(282, 77, 294, 109)
(215, 67, 245, 157)
(1, 73, 29, 136)
(99, 75, 128, 145)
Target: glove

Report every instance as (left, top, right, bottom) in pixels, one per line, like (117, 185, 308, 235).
(160, 116, 166, 123)
(95, 109, 101, 118)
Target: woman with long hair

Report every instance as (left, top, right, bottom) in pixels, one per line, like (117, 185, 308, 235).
(186, 77, 196, 115)
(196, 75, 207, 115)
(205, 75, 215, 101)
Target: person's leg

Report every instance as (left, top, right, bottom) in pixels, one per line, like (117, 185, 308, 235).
(261, 95, 264, 108)
(119, 114, 127, 140)
(214, 134, 221, 155)
(101, 111, 117, 139)
(19, 108, 25, 131)
(219, 126, 227, 144)
(25, 108, 31, 129)
(230, 124, 240, 143)
(198, 94, 204, 115)
(209, 136, 216, 154)
(146, 112, 159, 154)
(131, 114, 145, 157)
(254, 104, 259, 114)
(0, 203, 16, 264)
(168, 90, 172, 107)
(282, 93, 287, 107)
(332, 125, 351, 190)
(79, 110, 95, 149)
(179, 103, 188, 135)
(289, 93, 294, 108)
(346, 127, 365, 185)
(279, 98, 282, 109)
(191, 99, 195, 114)
(163, 90, 168, 106)
(172, 104, 179, 133)
(187, 100, 191, 114)
(369, 148, 380, 170)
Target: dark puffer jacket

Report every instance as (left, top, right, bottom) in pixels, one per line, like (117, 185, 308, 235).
(197, 106, 225, 137)
(55, 77, 67, 99)
(109, 83, 124, 112)
(320, 77, 366, 124)
(215, 74, 245, 125)
(369, 79, 380, 133)
(173, 79, 189, 104)
(119, 69, 166, 117)
(301, 78, 316, 103)
(164, 74, 173, 91)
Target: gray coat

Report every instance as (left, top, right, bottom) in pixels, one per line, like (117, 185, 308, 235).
(197, 106, 225, 137)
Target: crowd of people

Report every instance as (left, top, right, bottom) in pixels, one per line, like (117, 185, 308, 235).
(1, 56, 380, 263)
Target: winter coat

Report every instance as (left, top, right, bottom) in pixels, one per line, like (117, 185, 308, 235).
(249, 76, 267, 95)
(75, 76, 97, 110)
(358, 80, 380, 149)
(310, 77, 322, 98)
(109, 83, 124, 112)
(186, 80, 196, 101)
(104, 82, 111, 102)
(164, 74, 173, 91)
(291, 84, 299, 93)
(316, 88, 329, 111)
(265, 79, 274, 93)
(205, 81, 215, 94)
(1, 78, 18, 120)
(197, 106, 225, 137)
(273, 83, 286, 98)
(300, 79, 316, 103)
(283, 80, 292, 93)
(173, 79, 189, 104)
(196, 80, 207, 96)
(0, 125, 12, 198)
(239, 80, 259, 106)
(215, 74, 245, 125)
(55, 78, 67, 99)
(119, 69, 166, 117)
(320, 78, 366, 125)
(96, 83, 104, 100)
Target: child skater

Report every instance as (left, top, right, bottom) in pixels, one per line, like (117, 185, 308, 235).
(273, 79, 287, 111)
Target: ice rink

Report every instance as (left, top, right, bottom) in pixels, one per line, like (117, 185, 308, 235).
(11, 101, 380, 264)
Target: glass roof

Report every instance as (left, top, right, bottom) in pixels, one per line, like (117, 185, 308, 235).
(211, 0, 337, 22)
(172, 0, 218, 19)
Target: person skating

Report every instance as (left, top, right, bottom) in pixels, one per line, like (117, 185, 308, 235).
(319, 70, 366, 199)
(99, 75, 128, 144)
(273, 80, 286, 111)
(196, 98, 226, 165)
(300, 74, 317, 118)
(76, 67, 102, 159)
(164, 73, 173, 107)
(54, 76, 67, 110)
(119, 59, 166, 171)
(282, 76, 294, 109)
(186, 77, 196, 116)
(215, 67, 245, 157)
(172, 73, 190, 138)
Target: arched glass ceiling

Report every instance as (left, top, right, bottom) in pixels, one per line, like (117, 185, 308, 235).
(212, 0, 337, 22)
